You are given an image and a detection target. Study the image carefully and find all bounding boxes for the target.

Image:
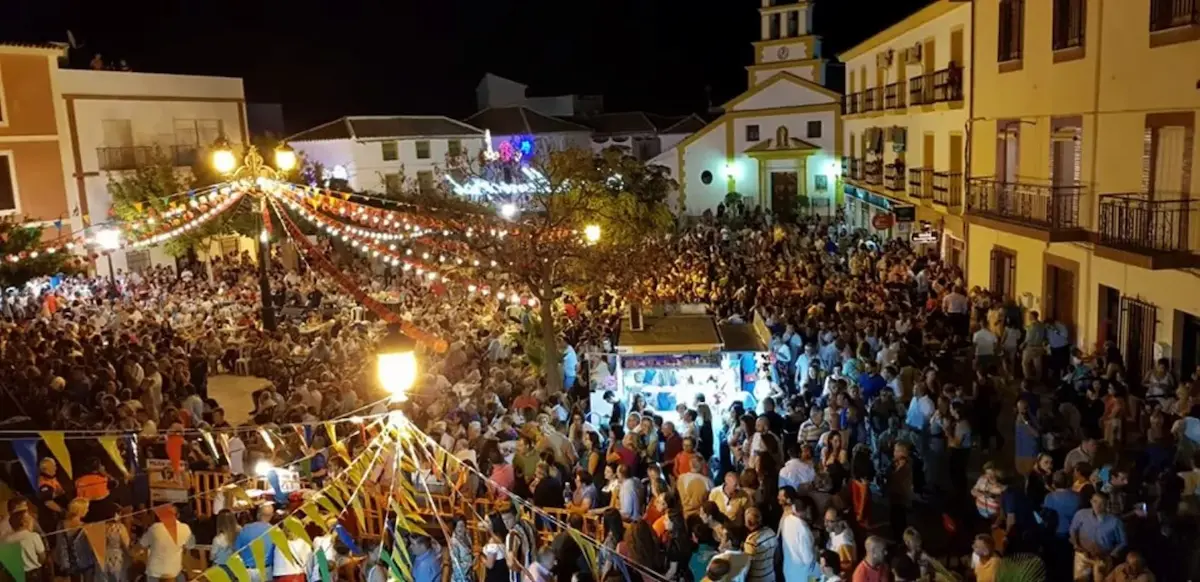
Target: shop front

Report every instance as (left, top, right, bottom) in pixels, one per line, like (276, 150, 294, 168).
(843, 184, 916, 240)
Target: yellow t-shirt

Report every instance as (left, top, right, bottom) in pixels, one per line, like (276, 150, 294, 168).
(974, 555, 999, 582)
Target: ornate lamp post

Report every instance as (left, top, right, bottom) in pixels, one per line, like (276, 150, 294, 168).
(210, 138, 297, 332)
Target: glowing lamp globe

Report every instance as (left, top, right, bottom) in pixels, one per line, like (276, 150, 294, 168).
(499, 203, 518, 220)
(584, 224, 602, 244)
(211, 138, 238, 175)
(377, 325, 418, 401)
(95, 228, 122, 251)
(274, 145, 298, 172)
(253, 459, 274, 477)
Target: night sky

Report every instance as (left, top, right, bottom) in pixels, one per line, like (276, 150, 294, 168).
(4, 0, 929, 132)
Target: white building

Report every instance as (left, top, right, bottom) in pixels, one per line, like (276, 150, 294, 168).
(579, 112, 708, 161)
(652, 0, 842, 216)
(839, 0, 970, 267)
(286, 115, 486, 194)
(464, 107, 594, 155)
(56, 68, 251, 273)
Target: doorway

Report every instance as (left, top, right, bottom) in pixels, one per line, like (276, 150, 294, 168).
(1044, 263, 1076, 335)
(989, 247, 1016, 300)
(1120, 296, 1158, 383)
(1098, 285, 1121, 349)
(1181, 312, 1200, 380)
(771, 171, 799, 222)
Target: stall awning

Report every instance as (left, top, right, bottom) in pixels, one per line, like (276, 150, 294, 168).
(719, 323, 768, 353)
(617, 314, 723, 355)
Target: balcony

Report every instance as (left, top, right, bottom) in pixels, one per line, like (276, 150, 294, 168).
(845, 157, 864, 181)
(908, 167, 932, 199)
(932, 171, 963, 207)
(884, 81, 906, 110)
(862, 88, 880, 113)
(884, 163, 906, 192)
(910, 67, 963, 106)
(843, 92, 860, 114)
(966, 178, 1089, 241)
(1096, 193, 1200, 269)
(864, 159, 882, 186)
(98, 145, 199, 171)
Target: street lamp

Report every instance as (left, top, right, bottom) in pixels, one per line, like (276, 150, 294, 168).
(95, 228, 121, 286)
(499, 203, 518, 220)
(584, 224, 602, 244)
(377, 324, 418, 402)
(209, 137, 298, 332)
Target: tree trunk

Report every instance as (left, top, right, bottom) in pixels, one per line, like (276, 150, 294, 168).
(539, 292, 563, 394)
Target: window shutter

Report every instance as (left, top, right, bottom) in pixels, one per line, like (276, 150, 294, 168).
(1141, 127, 1153, 193)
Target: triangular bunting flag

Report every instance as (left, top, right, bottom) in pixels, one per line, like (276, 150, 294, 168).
(204, 565, 233, 582)
(249, 538, 268, 582)
(349, 495, 365, 529)
(39, 431, 72, 478)
(334, 524, 363, 555)
(226, 554, 251, 582)
(0, 543, 24, 582)
(97, 436, 128, 477)
(11, 439, 39, 491)
(283, 516, 313, 547)
(392, 545, 412, 580)
(324, 422, 337, 446)
(259, 428, 275, 452)
(153, 505, 178, 542)
(201, 430, 220, 462)
(268, 529, 298, 566)
(166, 434, 184, 472)
(315, 496, 339, 517)
(379, 543, 402, 581)
(82, 523, 108, 565)
(316, 551, 332, 582)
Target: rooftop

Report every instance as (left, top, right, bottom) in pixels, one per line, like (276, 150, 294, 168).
(465, 106, 593, 136)
(570, 112, 708, 137)
(618, 314, 723, 353)
(287, 115, 485, 142)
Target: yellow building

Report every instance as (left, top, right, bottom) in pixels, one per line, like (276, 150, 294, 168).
(967, 0, 1200, 377)
(838, 0, 971, 269)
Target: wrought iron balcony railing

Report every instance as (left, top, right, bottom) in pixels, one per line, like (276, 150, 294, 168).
(98, 145, 198, 171)
(932, 171, 963, 207)
(967, 178, 1087, 231)
(1098, 193, 1200, 255)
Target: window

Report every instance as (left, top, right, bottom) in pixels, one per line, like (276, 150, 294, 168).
(806, 121, 822, 139)
(746, 125, 760, 141)
(700, 170, 714, 185)
(125, 249, 151, 273)
(989, 247, 1017, 300)
(0, 154, 15, 212)
(385, 173, 403, 194)
(381, 141, 398, 161)
(1053, 0, 1086, 51)
(174, 119, 223, 147)
(417, 170, 435, 193)
(814, 175, 829, 191)
(1150, 0, 1200, 32)
(998, 0, 1025, 64)
(447, 139, 462, 157)
(415, 140, 431, 160)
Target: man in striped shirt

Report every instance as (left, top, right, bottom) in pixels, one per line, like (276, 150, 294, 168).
(742, 507, 778, 582)
(799, 406, 828, 447)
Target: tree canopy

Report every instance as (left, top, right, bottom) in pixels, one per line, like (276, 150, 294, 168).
(0, 218, 80, 287)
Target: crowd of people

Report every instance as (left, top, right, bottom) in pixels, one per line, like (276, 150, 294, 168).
(0, 203, 1198, 582)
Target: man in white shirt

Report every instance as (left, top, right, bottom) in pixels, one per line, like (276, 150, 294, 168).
(227, 435, 247, 476)
(972, 325, 999, 370)
(778, 444, 816, 490)
(2, 511, 44, 577)
(139, 505, 196, 582)
(778, 497, 817, 581)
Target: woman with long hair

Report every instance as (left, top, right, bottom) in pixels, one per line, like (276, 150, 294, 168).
(663, 507, 694, 582)
(448, 518, 474, 582)
(620, 521, 664, 582)
(53, 498, 95, 582)
(481, 514, 510, 582)
(948, 401, 973, 495)
(597, 508, 625, 581)
(211, 510, 240, 566)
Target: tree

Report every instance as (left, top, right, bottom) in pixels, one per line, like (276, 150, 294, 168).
(107, 135, 299, 256)
(421, 145, 675, 392)
(0, 218, 80, 287)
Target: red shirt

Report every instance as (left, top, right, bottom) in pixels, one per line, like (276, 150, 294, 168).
(852, 561, 890, 582)
(662, 434, 683, 465)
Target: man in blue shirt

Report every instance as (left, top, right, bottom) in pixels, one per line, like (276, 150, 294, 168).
(1069, 492, 1126, 581)
(858, 362, 887, 402)
(410, 536, 442, 582)
(235, 504, 276, 578)
(1042, 471, 1081, 537)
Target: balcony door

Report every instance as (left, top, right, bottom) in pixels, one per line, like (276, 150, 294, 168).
(997, 121, 1020, 183)
(102, 119, 133, 148)
(989, 247, 1017, 300)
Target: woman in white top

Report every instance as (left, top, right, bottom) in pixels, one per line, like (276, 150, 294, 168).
(210, 511, 239, 566)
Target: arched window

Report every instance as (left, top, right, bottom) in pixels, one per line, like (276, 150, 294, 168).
(776, 126, 790, 145)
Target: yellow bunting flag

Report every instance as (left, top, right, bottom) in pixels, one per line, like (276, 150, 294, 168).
(204, 565, 232, 582)
(299, 502, 324, 525)
(82, 523, 107, 564)
(226, 554, 251, 582)
(134, 202, 144, 213)
(97, 436, 127, 477)
(283, 516, 313, 547)
(39, 432, 72, 478)
(340, 191, 351, 201)
(324, 422, 337, 447)
(259, 428, 275, 452)
(201, 430, 220, 461)
(349, 495, 365, 529)
(268, 529, 298, 566)
(315, 495, 339, 517)
(249, 538, 268, 582)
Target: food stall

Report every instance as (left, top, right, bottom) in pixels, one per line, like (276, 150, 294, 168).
(590, 308, 770, 428)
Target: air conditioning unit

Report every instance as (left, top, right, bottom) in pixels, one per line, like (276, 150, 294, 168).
(876, 49, 894, 68)
(905, 43, 923, 64)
